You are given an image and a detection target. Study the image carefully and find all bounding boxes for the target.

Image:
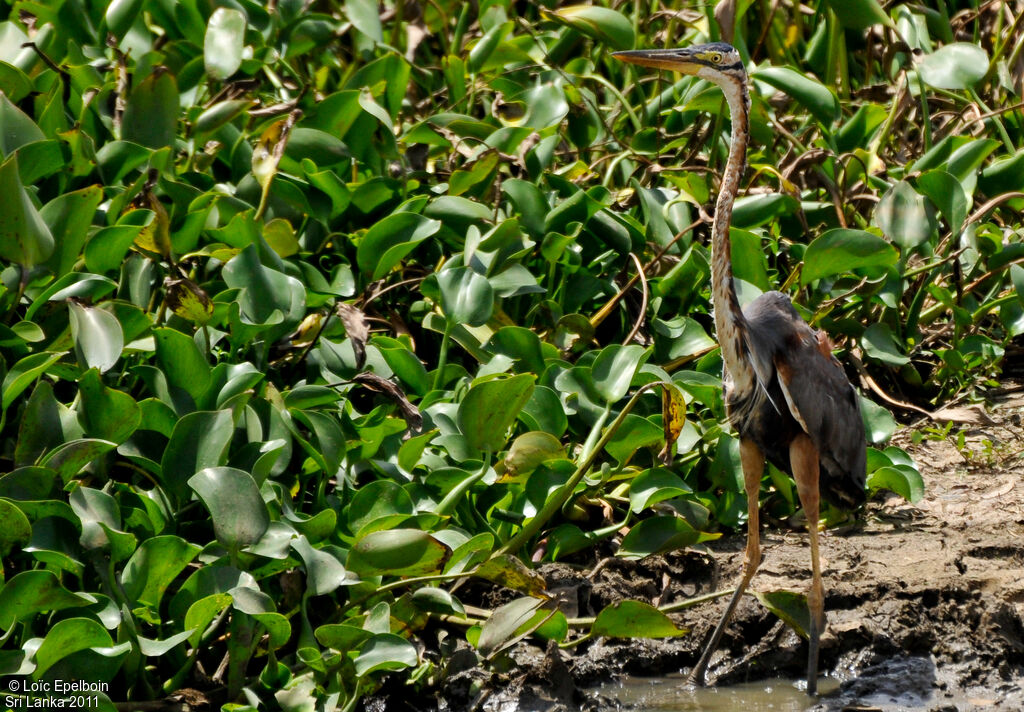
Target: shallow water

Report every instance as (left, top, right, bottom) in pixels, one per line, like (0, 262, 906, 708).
(594, 676, 840, 711)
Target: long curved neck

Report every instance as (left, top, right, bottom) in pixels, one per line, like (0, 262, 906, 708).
(710, 74, 756, 393)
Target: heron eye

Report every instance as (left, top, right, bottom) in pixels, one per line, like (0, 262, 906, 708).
(709, 52, 723, 63)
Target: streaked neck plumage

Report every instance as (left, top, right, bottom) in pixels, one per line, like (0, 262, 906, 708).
(704, 67, 756, 395)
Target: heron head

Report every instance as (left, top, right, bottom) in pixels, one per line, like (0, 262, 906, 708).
(612, 42, 745, 83)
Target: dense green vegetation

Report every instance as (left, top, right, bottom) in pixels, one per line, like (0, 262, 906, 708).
(0, 0, 1020, 708)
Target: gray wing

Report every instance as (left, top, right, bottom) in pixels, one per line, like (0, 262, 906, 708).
(774, 330, 867, 507)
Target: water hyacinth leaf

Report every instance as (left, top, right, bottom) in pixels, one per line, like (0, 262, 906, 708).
(591, 344, 648, 403)
(474, 553, 547, 595)
(0, 570, 94, 630)
(346, 529, 450, 577)
(861, 323, 910, 366)
(868, 465, 925, 502)
(917, 43, 988, 90)
(153, 326, 212, 404)
(822, 0, 892, 29)
(161, 410, 235, 499)
(618, 516, 717, 559)
(121, 535, 201, 608)
(916, 170, 968, 232)
(40, 185, 104, 278)
(501, 431, 565, 479)
(874, 180, 936, 249)
(105, 0, 145, 40)
(0, 92, 44, 153)
(77, 369, 141, 445)
(753, 66, 840, 125)
(437, 267, 494, 327)
(205, 8, 246, 81)
(184, 594, 232, 646)
(344, 0, 383, 42)
(546, 5, 634, 50)
(39, 439, 116, 483)
(604, 414, 662, 464)
(122, 69, 179, 149)
(357, 212, 440, 280)
(752, 590, 811, 639)
(292, 536, 354, 596)
(457, 373, 535, 452)
(591, 600, 688, 638)
(347, 480, 414, 537)
(34, 617, 113, 678)
(68, 302, 123, 374)
(411, 587, 466, 617)
(800, 229, 898, 286)
(14, 380, 63, 467)
(189, 467, 270, 550)
(476, 596, 543, 658)
(315, 623, 373, 653)
(0, 499, 31, 557)
(860, 395, 897, 444)
(629, 469, 693, 513)
(0, 153, 53, 267)
(354, 633, 418, 677)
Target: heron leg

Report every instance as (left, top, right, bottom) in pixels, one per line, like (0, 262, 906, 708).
(791, 433, 824, 696)
(688, 438, 764, 686)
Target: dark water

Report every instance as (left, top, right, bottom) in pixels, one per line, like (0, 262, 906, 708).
(593, 676, 840, 711)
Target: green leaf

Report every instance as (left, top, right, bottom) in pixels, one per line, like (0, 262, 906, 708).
(39, 439, 116, 483)
(629, 468, 693, 513)
(161, 410, 235, 499)
(0, 570, 94, 630)
(0, 153, 54, 267)
(918, 43, 988, 90)
(0, 92, 44, 153)
(292, 536, 354, 595)
(205, 8, 246, 81)
(344, 0, 383, 42)
(874, 180, 936, 249)
(753, 66, 840, 125)
(0, 498, 31, 557)
(916, 170, 967, 232)
(752, 590, 811, 639)
(105, 0, 145, 40)
(77, 369, 141, 444)
(546, 5, 634, 50)
(604, 414, 663, 464)
(437, 267, 495, 327)
(800, 229, 899, 286)
(315, 623, 373, 653)
(189, 467, 270, 550)
(591, 600, 688, 638)
(14, 380, 64, 468)
(474, 553, 547, 596)
(860, 395, 897, 444)
(821, 0, 892, 29)
(346, 529, 450, 577)
(457, 373, 536, 452)
(69, 302, 124, 374)
(501, 432, 565, 478)
(354, 633, 418, 677)
(35, 617, 114, 678)
(41, 185, 104, 278)
(153, 327, 212, 406)
(868, 465, 925, 502)
(476, 597, 544, 658)
(861, 323, 909, 367)
(122, 70, 179, 149)
(347, 480, 414, 537)
(591, 344, 648, 403)
(617, 516, 718, 559)
(121, 535, 201, 608)
(356, 212, 439, 280)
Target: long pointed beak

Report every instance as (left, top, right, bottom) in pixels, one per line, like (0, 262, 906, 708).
(612, 49, 700, 74)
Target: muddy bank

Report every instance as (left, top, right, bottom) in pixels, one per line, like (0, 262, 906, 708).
(423, 400, 1024, 712)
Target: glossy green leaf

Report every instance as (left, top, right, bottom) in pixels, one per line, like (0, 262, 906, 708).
(0, 92, 44, 153)
(629, 468, 693, 513)
(344, 0, 383, 42)
(752, 590, 811, 639)
(347, 480, 414, 537)
(292, 535, 354, 595)
(122, 70, 179, 149)
(121, 535, 201, 608)
(105, 0, 145, 40)
(354, 633, 418, 677)
(592, 344, 648, 403)
(41, 185, 104, 278)
(753, 66, 840, 125)
(457, 373, 536, 452)
(546, 5, 634, 50)
(205, 8, 246, 81)
(474, 553, 547, 595)
(800, 229, 899, 286)
(475, 596, 543, 658)
(346, 529, 450, 577)
(189, 467, 270, 550)
(437, 267, 495, 327)
(69, 302, 123, 374)
(861, 323, 909, 366)
(874, 180, 936, 249)
(161, 410, 235, 499)
(0, 153, 53, 267)
(0, 570, 94, 630)
(77, 369, 141, 444)
(153, 327, 211, 405)
(315, 623, 373, 653)
(618, 516, 718, 559)
(916, 170, 967, 232)
(501, 431, 565, 478)
(356, 212, 439, 280)
(918, 43, 988, 90)
(0, 498, 31, 557)
(39, 439, 116, 482)
(868, 465, 925, 503)
(591, 600, 688, 638)
(35, 617, 114, 677)
(821, 0, 892, 29)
